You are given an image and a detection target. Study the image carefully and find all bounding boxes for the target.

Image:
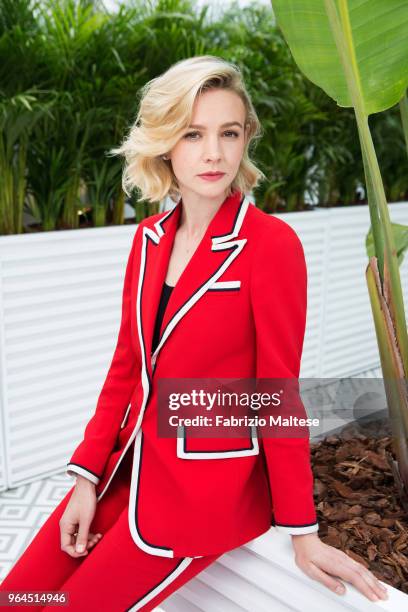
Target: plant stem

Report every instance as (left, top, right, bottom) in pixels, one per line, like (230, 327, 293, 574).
(324, 0, 408, 376)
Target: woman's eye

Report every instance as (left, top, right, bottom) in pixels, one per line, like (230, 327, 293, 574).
(184, 132, 200, 140)
(183, 130, 240, 140)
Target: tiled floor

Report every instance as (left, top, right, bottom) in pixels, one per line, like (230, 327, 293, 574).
(0, 473, 165, 611)
(0, 472, 73, 582)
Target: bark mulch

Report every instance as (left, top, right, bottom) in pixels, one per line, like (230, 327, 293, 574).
(311, 417, 408, 594)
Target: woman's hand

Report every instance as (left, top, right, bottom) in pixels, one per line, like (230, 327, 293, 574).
(59, 476, 103, 558)
(291, 533, 389, 602)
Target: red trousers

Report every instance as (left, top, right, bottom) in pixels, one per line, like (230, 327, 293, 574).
(0, 445, 221, 611)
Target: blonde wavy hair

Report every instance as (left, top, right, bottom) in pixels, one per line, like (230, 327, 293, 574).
(109, 55, 265, 203)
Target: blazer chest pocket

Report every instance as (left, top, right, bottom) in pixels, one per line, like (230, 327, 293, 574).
(176, 424, 259, 459)
(207, 280, 241, 292)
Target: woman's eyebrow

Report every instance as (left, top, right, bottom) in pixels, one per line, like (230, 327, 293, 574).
(187, 121, 243, 129)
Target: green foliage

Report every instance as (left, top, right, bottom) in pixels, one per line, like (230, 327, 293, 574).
(367, 222, 408, 267)
(0, 0, 406, 234)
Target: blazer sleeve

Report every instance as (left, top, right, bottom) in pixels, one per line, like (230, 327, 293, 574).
(66, 220, 145, 484)
(250, 219, 319, 535)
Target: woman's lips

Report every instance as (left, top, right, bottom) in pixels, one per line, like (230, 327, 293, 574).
(198, 173, 226, 182)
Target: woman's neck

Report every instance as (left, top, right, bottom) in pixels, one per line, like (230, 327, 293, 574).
(177, 189, 228, 240)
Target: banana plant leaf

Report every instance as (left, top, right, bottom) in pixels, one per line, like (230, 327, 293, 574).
(367, 222, 408, 267)
(271, 0, 408, 115)
(272, 0, 408, 502)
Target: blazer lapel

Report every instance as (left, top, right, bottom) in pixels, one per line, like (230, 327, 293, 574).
(137, 191, 251, 374)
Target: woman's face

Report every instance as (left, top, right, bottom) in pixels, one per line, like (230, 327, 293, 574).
(168, 88, 248, 202)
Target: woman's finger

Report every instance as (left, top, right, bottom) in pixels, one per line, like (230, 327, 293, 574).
(304, 555, 387, 602)
(59, 520, 88, 558)
(337, 558, 388, 601)
(87, 533, 103, 549)
(305, 561, 347, 595)
(316, 556, 383, 602)
(317, 543, 388, 601)
(59, 519, 77, 552)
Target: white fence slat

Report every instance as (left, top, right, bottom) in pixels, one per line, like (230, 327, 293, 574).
(0, 226, 136, 487)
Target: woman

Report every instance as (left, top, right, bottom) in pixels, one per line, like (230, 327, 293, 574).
(0, 56, 388, 611)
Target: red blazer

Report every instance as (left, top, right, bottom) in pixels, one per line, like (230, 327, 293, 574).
(66, 190, 319, 558)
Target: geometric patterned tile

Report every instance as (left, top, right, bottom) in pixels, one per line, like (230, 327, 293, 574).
(0, 472, 72, 582)
(0, 473, 166, 611)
